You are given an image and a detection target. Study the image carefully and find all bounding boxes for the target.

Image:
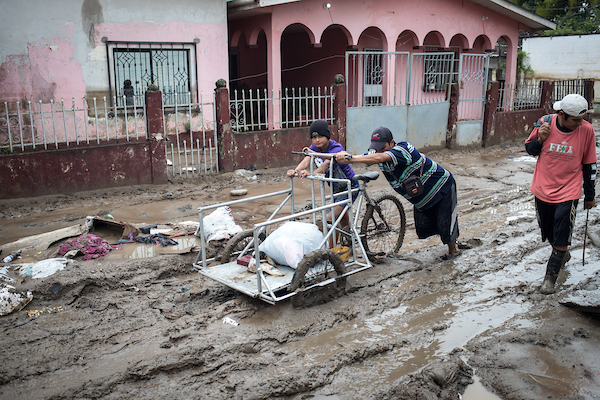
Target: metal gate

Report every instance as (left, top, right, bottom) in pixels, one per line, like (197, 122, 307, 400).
(453, 53, 489, 146)
(163, 92, 219, 179)
(344, 50, 453, 152)
(457, 53, 489, 121)
(345, 51, 489, 150)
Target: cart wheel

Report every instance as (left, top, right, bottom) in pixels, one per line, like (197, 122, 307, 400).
(290, 249, 347, 308)
(217, 229, 266, 263)
(360, 194, 406, 260)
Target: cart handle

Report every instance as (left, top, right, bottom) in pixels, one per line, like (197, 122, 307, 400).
(292, 150, 352, 161)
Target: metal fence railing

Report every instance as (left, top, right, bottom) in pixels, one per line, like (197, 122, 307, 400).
(497, 81, 542, 112)
(345, 51, 457, 107)
(1, 96, 148, 152)
(163, 92, 218, 178)
(345, 51, 412, 107)
(1, 91, 218, 178)
(552, 79, 587, 103)
(458, 53, 490, 120)
(229, 86, 335, 133)
(496, 79, 587, 112)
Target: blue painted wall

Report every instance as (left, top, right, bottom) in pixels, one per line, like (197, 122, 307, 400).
(346, 102, 449, 154)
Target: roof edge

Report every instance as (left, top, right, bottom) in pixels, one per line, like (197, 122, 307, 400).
(470, 0, 556, 30)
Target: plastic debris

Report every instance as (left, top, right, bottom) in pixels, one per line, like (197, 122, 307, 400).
(0, 285, 33, 316)
(18, 258, 74, 279)
(222, 317, 239, 326)
(0, 266, 15, 284)
(235, 169, 258, 181)
(2, 250, 22, 263)
(259, 221, 324, 269)
(200, 206, 243, 243)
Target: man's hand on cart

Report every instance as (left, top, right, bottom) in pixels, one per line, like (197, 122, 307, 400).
(335, 151, 353, 164)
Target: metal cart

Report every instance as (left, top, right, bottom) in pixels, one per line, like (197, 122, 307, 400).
(192, 152, 393, 304)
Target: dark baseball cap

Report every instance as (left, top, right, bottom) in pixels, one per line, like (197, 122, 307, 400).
(369, 126, 393, 150)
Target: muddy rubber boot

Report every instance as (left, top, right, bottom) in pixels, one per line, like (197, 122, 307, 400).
(539, 274, 558, 294)
(561, 250, 571, 268)
(539, 248, 566, 295)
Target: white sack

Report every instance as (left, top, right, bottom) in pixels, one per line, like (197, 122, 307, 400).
(200, 206, 243, 243)
(258, 221, 324, 269)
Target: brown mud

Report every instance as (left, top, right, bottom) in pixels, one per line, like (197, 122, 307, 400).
(1, 129, 600, 399)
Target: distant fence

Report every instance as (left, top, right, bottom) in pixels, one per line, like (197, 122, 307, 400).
(229, 86, 335, 133)
(162, 92, 218, 177)
(0, 92, 218, 179)
(1, 97, 147, 152)
(496, 78, 587, 112)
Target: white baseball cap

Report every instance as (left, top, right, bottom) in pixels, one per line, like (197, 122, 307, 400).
(553, 94, 589, 117)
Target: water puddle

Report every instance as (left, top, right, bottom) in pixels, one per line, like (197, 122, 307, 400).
(108, 236, 201, 260)
(462, 376, 502, 399)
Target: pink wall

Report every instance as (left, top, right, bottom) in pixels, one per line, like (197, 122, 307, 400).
(1, 25, 85, 103)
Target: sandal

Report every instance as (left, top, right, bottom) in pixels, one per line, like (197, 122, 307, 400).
(442, 250, 461, 261)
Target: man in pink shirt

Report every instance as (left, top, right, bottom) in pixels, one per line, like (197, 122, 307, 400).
(525, 93, 597, 294)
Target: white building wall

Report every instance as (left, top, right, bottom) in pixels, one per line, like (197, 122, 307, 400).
(522, 34, 600, 108)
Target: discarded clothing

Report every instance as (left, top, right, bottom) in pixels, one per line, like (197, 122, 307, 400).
(133, 233, 178, 247)
(57, 234, 120, 260)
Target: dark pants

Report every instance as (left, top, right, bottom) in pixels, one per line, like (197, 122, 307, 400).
(534, 198, 577, 247)
(414, 181, 458, 245)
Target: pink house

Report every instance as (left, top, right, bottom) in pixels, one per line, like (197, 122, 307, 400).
(228, 0, 555, 96)
(0, 0, 228, 106)
(227, 0, 555, 150)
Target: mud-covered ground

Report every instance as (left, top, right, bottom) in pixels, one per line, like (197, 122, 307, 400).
(1, 129, 600, 399)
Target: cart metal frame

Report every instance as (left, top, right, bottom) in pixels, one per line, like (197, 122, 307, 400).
(192, 152, 373, 304)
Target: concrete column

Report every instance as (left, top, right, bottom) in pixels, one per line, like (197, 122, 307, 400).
(266, 26, 282, 129)
(145, 86, 167, 184)
(445, 83, 460, 149)
(584, 79, 595, 122)
(333, 74, 347, 148)
(215, 80, 233, 172)
(540, 80, 554, 114)
(482, 81, 500, 147)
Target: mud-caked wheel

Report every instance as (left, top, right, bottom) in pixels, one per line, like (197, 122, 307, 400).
(217, 229, 266, 263)
(360, 194, 406, 260)
(290, 249, 347, 308)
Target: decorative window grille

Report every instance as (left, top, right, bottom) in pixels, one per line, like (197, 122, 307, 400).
(421, 46, 457, 91)
(104, 39, 199, 107)
(363, 49, 384, 105)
